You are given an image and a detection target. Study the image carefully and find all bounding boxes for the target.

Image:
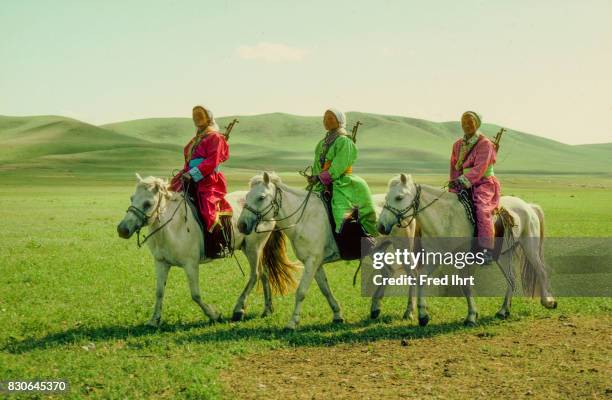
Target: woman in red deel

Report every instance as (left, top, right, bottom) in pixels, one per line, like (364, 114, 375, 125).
(171, 105, 232, 236)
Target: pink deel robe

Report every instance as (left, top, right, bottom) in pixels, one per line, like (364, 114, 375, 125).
(450, 134, 501, 249)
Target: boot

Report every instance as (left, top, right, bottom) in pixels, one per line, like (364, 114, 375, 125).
(204, 224, 228, 259)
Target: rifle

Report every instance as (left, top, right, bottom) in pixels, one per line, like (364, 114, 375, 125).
(493, 127, 506, 151)
(223, 118, 239, 140)
(350, 121, 363, 143)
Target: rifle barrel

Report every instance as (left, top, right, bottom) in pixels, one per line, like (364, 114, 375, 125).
(224, 118, 239, 140)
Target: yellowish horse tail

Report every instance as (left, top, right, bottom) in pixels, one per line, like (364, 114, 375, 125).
(259, 230, 300, 295)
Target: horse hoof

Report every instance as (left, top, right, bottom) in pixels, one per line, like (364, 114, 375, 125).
(370, 309, 381, 320)
(261, 310, 273, 318)
(463, 319, 477, 327)
(403, 311, 414, 321)
(541, 297, 558, 309)
(418, 315, 430, 327)
(231, 311, 244, 322)
(145, 319, 160, 328)
(283, 324, 297, 332)
(333, 317, 345, 324)
(495, 310, 509, 320)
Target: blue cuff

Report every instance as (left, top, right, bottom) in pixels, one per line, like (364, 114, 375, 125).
(189, 167, 204, 182)
(189, 157, 204, 169)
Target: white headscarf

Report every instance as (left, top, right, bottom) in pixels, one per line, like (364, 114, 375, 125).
(326, 108, 346, 129)
(193, 105, 220, 131)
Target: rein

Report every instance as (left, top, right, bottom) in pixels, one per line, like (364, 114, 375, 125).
(243, 182, 316, 234)
(383, 184, 446, 228)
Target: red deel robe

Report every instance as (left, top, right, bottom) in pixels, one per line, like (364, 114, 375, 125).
(171, 131, 232, 232)
(449, 134, 501, 249)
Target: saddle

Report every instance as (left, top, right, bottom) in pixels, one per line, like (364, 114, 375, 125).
(320, 191, 375, 261)
(184, 185, 233, 260)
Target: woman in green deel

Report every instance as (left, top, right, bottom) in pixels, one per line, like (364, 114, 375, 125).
(311, 108, 378, 237)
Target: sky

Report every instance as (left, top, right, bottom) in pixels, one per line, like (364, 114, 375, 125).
(1, 0, 610, 144)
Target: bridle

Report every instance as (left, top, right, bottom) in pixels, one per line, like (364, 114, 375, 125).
(126, 192, 162, 228)
(242, 182, 315, 233)
(383, 184, 444, 228)
(126, 191, 185, 247)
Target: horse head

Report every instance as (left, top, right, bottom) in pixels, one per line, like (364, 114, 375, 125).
(237, 171, 280, 234)
(117, 173, 170, 239)
(377, 173, 417, 235)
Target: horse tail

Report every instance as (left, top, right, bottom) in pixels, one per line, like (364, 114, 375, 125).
(520, 203, 546, 297)
(531, 203, 545, 260)
(259, 230, 299, 295)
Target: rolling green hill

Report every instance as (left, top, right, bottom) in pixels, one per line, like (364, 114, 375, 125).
(0, 115, 182, 179)
(102, 112, 611, 175)
(1, 113, 610, 180)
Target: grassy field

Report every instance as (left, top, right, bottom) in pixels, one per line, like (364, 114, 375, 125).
(0, 172, 610, 399)
(1, 112, 610, 398)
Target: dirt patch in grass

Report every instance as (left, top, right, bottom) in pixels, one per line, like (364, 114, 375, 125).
(221, 315, 611, 399)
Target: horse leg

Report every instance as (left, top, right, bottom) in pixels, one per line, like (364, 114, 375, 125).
(461, 267, 478, 326)
(496, 285, 513, 320)
(261, 269, 274, 317)
(146, 260, 170, 327)
(416, 263, 437, 327)
(370, 241, 395, 320)
(184, 263, 220, 322)
(522, 239, 557, 309)
(231, 249, 260, 322)
(404, 270, 417, 320)
(314, 266, 344, 323)
(370, 284, 385, 320)
(285, 258, 319, 331)
(495, 251, 515, 319)
(370, 262, 391, 320)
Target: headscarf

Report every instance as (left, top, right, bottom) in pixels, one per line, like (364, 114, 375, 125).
(326, 108, 346, 129)
(192, 105, 220, 131)
(462, 111, 481, 130)
(454, 111, 483, 171)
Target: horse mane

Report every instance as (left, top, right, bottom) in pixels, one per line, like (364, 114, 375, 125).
(249, 172, 308, 197)
(387, 174, 449, 198)
(137, 175, 173, 200)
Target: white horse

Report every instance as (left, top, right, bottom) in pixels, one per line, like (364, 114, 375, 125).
(236, 172, 416, 330)
(377, 173, 557, 326)
(116, 174, 298, 326)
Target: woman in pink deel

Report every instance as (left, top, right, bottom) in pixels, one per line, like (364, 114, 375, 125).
(449, 111, 501, 263)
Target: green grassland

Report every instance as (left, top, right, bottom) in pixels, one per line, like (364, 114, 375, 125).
(0, 173, 611, 398)
(0, 113, 611, 398)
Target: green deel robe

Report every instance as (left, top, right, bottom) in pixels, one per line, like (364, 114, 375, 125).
(312, 133, 378, 236)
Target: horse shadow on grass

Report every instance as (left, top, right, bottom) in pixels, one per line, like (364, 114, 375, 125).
(3, 314, 506, 354)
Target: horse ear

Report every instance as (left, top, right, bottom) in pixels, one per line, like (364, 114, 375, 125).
(263, 171, 270, 185)
(135, 173, 143, 182)
(400, 173, 408, 185)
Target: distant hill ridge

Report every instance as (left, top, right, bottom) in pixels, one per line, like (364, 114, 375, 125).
(0, 113, 610, 177)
